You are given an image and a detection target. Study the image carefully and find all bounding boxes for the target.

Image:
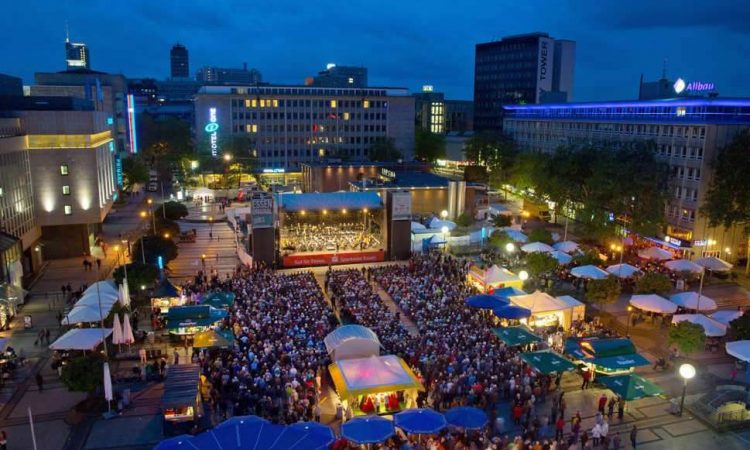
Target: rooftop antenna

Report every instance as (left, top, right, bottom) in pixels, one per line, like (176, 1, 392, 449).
(65, 21, 70, 43)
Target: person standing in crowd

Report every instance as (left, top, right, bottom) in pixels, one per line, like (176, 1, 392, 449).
(630, 425, 638, 449)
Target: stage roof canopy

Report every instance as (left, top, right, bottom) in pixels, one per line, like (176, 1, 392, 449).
(329, 355, 424, 398)
(279, 192, 382, 212)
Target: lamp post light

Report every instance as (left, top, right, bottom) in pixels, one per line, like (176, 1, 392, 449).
(626, 305, 633, 337)
(678, 363, 696, 417)
(519, 270, 529, 281)
(441, 210, 448, 220)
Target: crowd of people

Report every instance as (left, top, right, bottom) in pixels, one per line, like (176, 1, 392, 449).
(281, 221, 381, 253)
(180, 265, 337, 425)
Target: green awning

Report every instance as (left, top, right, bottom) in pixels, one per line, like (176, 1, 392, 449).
(166, 305, 227, 329)
(202, 291, 236, 309)
(521, 350, 577, 374)
(492, 326, 542, 346)
(192, 329, 234, 348)
(588, 353, 651, 370)
(597, 374, 663, 401)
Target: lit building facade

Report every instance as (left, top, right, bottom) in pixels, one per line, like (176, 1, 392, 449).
(65, 38, 90, 70)
(474, 33, 576, 132)
(414, 86, 474, 134)
(197, 65, 263, 85)
(503, 98, 750, 258)
(194, 85, 415, 170)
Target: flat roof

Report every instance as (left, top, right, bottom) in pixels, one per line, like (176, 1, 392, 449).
(504, 97, 750, 110)
(278, 191, 382, 212)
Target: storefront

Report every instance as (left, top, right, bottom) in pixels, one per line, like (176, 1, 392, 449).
(0, 284, 25, 330)
(151, 278, 184, 314)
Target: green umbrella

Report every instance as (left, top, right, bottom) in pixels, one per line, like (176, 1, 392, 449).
(202, 292, 236, 309)
(492, 326, 542, 347)
(520, 350, 577, 375)
(597, 374, 663, 401)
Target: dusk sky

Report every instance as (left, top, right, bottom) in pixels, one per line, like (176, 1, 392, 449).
(3, 0, 749, 101)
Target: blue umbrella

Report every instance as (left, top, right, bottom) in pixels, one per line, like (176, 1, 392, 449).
(493, 304, 532, 320)
(153, 435, 197, 450)
(214, 414, 269, 429)
(394, 408, 447, 434)
(465, 294, 508, 309)
(341, 416, 395, 444)
(287, 422, 336, 448)
(493, 286, 526, 297)
(444, 406, 488, 430)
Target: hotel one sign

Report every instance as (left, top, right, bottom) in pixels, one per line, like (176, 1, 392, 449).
(205, 107, 219, 157)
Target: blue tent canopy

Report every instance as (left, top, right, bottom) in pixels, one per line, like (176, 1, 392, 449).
(466, 294, 508, 310)
(493, 286, 527, 297)
(341, 415, 395, 445)
(279, 191, 382, 212)
(493, 304, 532, 320)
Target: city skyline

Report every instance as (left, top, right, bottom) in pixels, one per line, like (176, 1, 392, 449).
(3, 0, 749, 101)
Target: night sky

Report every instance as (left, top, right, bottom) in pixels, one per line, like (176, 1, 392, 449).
(3, 0, 749, 101)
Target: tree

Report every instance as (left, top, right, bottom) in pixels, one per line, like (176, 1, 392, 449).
(729, 311, 750, 340)
(465, 132, 518, 190)
(61, 355, 104, 392)
(132, 235, 178, 266)
(489, 230, 513, 249)
(702, 130, 750, 231)
(490, 214, 512, 228)
(634, 272, 673, 296)
(369, 137, 402, 162)
(455, 213, 473, 227)
(113, 263, 159, 292)
(158, 201, 189, 221)
(524, 252, 559, 278)
(121, 157, 148, 192)
(154, 217, 181, 238)
(139, 114, 193, 164)
(586, 276, 622, 308)
(415, 128, 446, 162)
(527, 228, 553, 244)
(668, 321, 706, 356)
(572, 249, 602, 267)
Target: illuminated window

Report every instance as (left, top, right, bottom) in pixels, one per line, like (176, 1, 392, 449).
(64, 205, 72, 215)
(348, 77, 354, 84)
(245, 99, 251, 107)
(676, 107, 686, 117)
(60, 164, 69, 175)
(251, 99, 257, 108)
(318, 149, 325, 157)
(62, 185, 71, 195)
(260, 99, 266, 107)
(272, 99, 279, 107)
(363, 100, 369, 109)
(343, 112, 350, 120)
(330, 100, 337, 108)
(245, 124, 258, 133)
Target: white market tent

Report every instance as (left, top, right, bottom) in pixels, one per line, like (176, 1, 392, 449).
(726, 340, 750, 362)
(82, 281, 119, 298)
(630, 294, 678, 314)
(553, 241, 579, 254)
(694, 256, 733, 273)
(521, 242, 554, 253)
(429, 218, 457, 231)
(606, 263, 642, 278)
(570, 265, 609, 280)
(509, 291, 584, 330)
(664, 259, 704, 274)
(550, 251, 573, 265)
(502, 228, 528, 243)
(556, 295, 587, 323)
(411, 222, 426, 231)
(711, 310, 744, 326)
(75, 291, 119, 309)
(669, 292, 717, 311)
(483, 265, 522, 285)
(62, 304, 113, 325)
(50, 328, 113, 351)
(637, 247, 673, 261)
(324, 325, 381, 361)
(672, 314, 727, 337)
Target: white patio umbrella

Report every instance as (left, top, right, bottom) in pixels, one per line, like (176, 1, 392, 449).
(118, 283, 130, 308)
(429, 218, 456, 231)
(411, 221, 426, 231)
(553, 241, 579, 254)
(630, 294, 678, 314)
(521, 242, 554, 253)
(694, 256, 733, 272)
(710, 309, 743, 326)
(606, 263, 642, 278)
(570, 265, 609, 280)
(122, 313, 135, 345)
(103, 362, 113, 414)
(669, 292, 717, 311)
(111, 314, 124, 345)
(502, 228, 529, 243)
(664, 259, 704, 274)
(550, 251, 573, 265)
(672, 314, 727, 337)
(726, 340, 750, 362)
(637, 247, 673, 261)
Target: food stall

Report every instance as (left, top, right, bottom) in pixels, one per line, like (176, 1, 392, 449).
(165, 305, 227, 337)
(564, 337, 650, 376)
(508, 291, 585, 330)
(329, 355, 424, 416)
(467, 264, 524, 293)
(151, 278, 185, 314)
(161, 364, 202, 436)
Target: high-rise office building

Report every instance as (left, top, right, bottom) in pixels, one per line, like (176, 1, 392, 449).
(308, 64, 368, 88)
(503, 98, 750, 258)
(197, 64, 263, 85)
(414, 86, 474, 134)
(170, 44, 189, 79)
(194, 84, 414, 169)
(64, 28, 90, 70)
(474, 32, 575, 131)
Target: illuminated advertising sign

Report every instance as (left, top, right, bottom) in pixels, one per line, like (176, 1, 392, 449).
(390, 191, 412, 221)
(262, 168, 285, 173)
(251, 194, 274, 229)
(115, 155, 123, 186)
(674, 78, 715, 94)
(283, 250, 385, 267)
(126, 94, 138, 153)
(206, 107, 219, 157)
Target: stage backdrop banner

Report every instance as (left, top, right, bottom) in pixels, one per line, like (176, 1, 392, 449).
(283, 250, 385, 267)
(391, 191, 412, 221)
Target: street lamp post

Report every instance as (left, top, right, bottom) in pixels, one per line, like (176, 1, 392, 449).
(678, 363, 696, 416)
(147, 198, 156, 234)
(505, 242, 516, 265)
(626, 305, 633, 337)
(441, 226, 449, 253)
